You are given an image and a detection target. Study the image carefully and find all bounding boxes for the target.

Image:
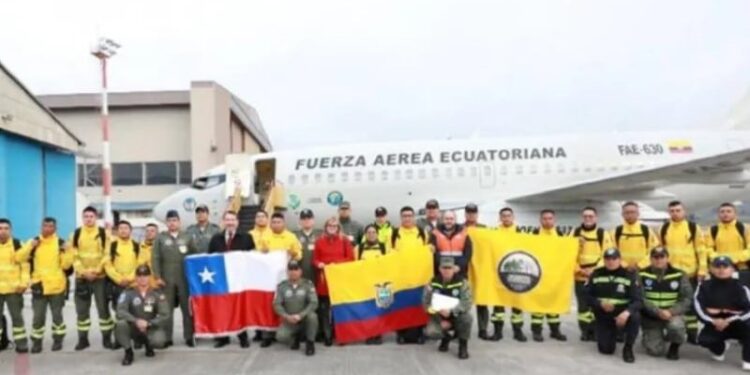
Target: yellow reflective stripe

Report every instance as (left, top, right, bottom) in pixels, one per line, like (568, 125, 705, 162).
(599, 298, 629, 305)
(649, 300, 676, 308)
(664, 273, 683, 280)
(639, 272, 657, 279)
(592, 276, 631, 286)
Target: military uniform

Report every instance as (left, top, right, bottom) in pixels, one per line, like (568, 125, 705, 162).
(115, 287, 169, 350)
(69, 225, 115, 349)
(571, 225, 613, 341)
(293, 228, 323, 282)
(0, 238, 30, 352)
(151, 230, 197, 344)
(273, 278, 319, 349)
(639, 263, 692, 358)
(339, 217, 364, 246)
(423, 258, 472, 359)
(185, 222, 221, 254)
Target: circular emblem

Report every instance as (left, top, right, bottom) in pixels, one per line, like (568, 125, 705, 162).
(452, 289, 459, 297)
(645, 279, 653, 287)
(670, 281, 679, 290)
(288, 194, 301, 210)
(326, 191, 343, 207)
(498, 251, 542, 293)
(285, 290, 293, 298)
(133, 297, 142, 306)
(183, 197, 197, 212)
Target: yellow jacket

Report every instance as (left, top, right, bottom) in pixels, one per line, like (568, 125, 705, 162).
(705, 220, 750, 270)
(392, 226, 429, 252)
(259, 230, 302, 260)
(534, 227, 563, 237)
(356, 241, 390, 260)
(611, 221, 660, 269)
(19, 234, 73, 295)
(69, 225, 110, 277)
(659, 220, 707, 278)
(571, 226, 613, 281)
(139, 240, 159, 288)
(0, 238, 30, 294)
(496, 224, 520, 234)
(249, 226, 270, 249)
(104, 239, 148, 287)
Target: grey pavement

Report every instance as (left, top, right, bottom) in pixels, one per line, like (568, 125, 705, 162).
(0, 295, 744, 375)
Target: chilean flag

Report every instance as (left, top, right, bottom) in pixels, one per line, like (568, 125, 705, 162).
(185, 251, 287, 337)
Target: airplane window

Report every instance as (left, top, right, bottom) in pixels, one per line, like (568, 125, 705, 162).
(368, 171, 375, 181)
(381, 170, 388, 181)
(405, 169, 414, 180)
(470, 167, 478, 177)
(445, 167, 453, 178)
(529, 165, 538, 175)
(557, 163, 565, 173)
(288, 175, 296, 185)
(191, 174, 226, 190)
(610, 165, 619, 172)
(499, 166, 507, 175)
(432, 168, 439, 178)
(418, 169, 426, 179)
(544, 164, 551, 174)
(584, 167, 592, 173)
(482, 166, 491, 176)
(341, 172, 349, 183)
(327, 173, 335, 183)
(314, 173, 322, 183)
(394, 170, 402, 180)
(301, 174, 309, 184)
(457, 167, 465, 178)
(515, 165, 523, 175)
(354, 171, 362, 182)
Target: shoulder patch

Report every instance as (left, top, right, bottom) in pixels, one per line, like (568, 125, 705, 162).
(118, 293, 127, 304)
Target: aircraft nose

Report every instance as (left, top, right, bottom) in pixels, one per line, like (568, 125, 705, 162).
(152, 199, 170, 222)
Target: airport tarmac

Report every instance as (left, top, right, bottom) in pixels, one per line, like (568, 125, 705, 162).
(0, 297, 743, 375)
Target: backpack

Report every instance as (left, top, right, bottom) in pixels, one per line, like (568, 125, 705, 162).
(614, 224, 650, 247)
(110, 240, 140, 262)
(73, 227, 106, 250)
(12, 238, 21, 251)
(710, 222, 747, 249)
(359, 242, 386, 259)
(660, 221, 697, 246)
(391, 227, 427, 248)
(573, 227, 605, 248)
(532, 227, 565, 236)
(30, 237, 71, 276)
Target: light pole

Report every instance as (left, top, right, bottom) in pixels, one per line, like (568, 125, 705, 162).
(90, 37, 120, 226)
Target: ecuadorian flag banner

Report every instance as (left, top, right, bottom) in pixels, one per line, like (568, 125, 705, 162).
(326, 247, 433, 343)
(469, 228, 577, 314)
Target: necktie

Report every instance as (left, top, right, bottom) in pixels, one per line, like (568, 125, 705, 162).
(226, 232, 234, 250)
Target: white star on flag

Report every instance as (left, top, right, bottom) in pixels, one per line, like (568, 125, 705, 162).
(199, 267, 216, 284)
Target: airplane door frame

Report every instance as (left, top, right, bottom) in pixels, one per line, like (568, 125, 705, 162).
(479, 163, 496, 189)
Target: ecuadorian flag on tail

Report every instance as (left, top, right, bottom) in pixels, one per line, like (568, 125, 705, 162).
(469, 228, 577, 314)
(326, 247, 433, 343)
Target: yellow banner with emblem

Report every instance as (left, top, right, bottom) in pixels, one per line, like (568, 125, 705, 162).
(468, 228, 578, 314)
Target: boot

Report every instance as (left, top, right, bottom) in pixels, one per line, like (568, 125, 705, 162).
(260, 338, 273, 348)
(550, 326, 567, 342)
(122, 348, 134, 366)
(51, 338, 63, 352)
(532, 330, 544, 342)
(687, 331, 698, 345)
(253, 331, 263, 342)
(623, 344, 635, 363)
(438, 337, 450, 352)
(290, 337, 301, 350)
(75, 334, 90, 351)
(477, 329, 489, 341)
(490, 323, 503, 341)
(0, 318, 9, 351)
(31, 339, 42, 354)
(513, 327, 527, 342)
(145, 343, 155, 357)
(103, 332, 114, 349)
(134, 340, 143, 350)
(458, 339, 469, 360)
(666, 343, 680, 360)
(305, 341, 315, 356)
(214, 337, 230, 348)
(238, 332, 250, 348)
(324, 337, 333, 347)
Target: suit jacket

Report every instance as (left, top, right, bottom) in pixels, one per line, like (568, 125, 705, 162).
(208, 231, 255, 253)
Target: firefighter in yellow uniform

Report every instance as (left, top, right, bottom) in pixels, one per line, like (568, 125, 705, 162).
(658, 201, 707, 344)
(0, 218, 30, 353)
(489, 207, 527, 342)
(69, 206, 114, 350)
(393, 206, 430, 344)
(357, 224, 390, 261)
(705, 202, 750, 286)
(249, 210, 271, 248)
(530, 209, 567, 342)
(571, 207, 613, 342)
(19, 217, 74, 353)
(258, 213, 302, 260)
(140, 223, 160, 288)
(612, 202, 660, 271)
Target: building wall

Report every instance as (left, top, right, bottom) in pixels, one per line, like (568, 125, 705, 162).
(0, 131, 76, 239)
(190, 81, 232, 177)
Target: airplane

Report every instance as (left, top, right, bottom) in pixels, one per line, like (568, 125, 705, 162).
(153, 130, 750, 231)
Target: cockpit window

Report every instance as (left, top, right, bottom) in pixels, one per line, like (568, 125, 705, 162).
(191, 174, 227, 190)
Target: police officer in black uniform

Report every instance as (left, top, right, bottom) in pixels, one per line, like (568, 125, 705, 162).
(585, 248, 642, 363)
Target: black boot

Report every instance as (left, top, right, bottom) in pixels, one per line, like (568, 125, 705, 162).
(214, 337, 230, 348)
(666, 343, 680, 360)
(260, 339, 273, 348)
(550, 326, 567, 342)
(623, 344, 635, 363)
(31, 339, 42, 354)
(490, 323, 503, 341)
(103, 332, 114, 349)
(145, 343, 155, 357)
(0, 316, 9, 351)
(477, 329, 489, 341)
(305, 341, 315, 356)
(438, 337, 450, 352)
(238, 332, 250, 348)
(513, 327, 527, 342)
(324, 337, 333, 347)
(75, 334, 90, 351)
(253, 331, 263, 342)
(532, 329, 544, 342)
(458, 339, 469, 360)
(687, 332, 698, 345)
(51, 338, 63, 352)
(291, 337, 301, 350)
(122, 348, 134, 366)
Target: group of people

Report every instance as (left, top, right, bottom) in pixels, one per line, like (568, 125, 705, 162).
(1, 199, 750, 370)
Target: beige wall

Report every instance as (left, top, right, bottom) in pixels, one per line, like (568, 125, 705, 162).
(80, 185, 184, 204)
(0, 69, 78, 150)
(190, 81, 231, 176)
(56, 106, 191, 162)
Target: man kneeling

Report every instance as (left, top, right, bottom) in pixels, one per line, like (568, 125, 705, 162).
(116, 265, 169, 366)
(273, 260, 318, 356)
(423, 257, 473, 359)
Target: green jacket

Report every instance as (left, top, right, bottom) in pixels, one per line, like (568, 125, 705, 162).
(185, 223, 221, 253)
(151, 231, 197, 283)
(293, 228, 324, 281)
(273, 278, 319, 318)
(422, 275, 472, 316)
(116, 287, 170, 327)
(639, 265, 693, 320)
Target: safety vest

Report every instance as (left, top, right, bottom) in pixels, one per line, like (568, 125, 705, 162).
(430, 276, 465, 298)
(589, 268, 634, 307)
(639, 266, 684, 309)
(432, 227, 468, 257)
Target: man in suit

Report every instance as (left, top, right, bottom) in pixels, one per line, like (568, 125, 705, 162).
(208, 210, 255, 348)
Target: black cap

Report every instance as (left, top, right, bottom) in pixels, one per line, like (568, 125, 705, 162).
(650, 247, 669, 257)
(712, 256, 733, 268)
(300, 209, 314, 219)
(195, 204, 209, 213)
(603, 248, 621, 259)
(135, 265, 152, 277)
(465, 203, 478, 213)
(166, 210, 180, 219)
(375, 206, 387, 217)
(339, 201, 351, 209)
(426, 199, 439, 209)
(287, 260, 302, 270)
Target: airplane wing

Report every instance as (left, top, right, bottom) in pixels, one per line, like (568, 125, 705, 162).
(508, 148, 750, 203)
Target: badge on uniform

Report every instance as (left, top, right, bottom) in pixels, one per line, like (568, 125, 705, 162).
(645, 279, 653, 287)
(296, 289, 306, 297)
(308, 244, 315, 251)
(118, 293, 127, 304)
(133, 297, 142, 306)
(144, 303, 153, 313)
(616, 284, 625, 293)
(165, 238, 174, 246)
(285, 290, 293, 298)
(670, 281, 679, 290)
(179, 245, 187, 254)
(452, 289, 459, 297)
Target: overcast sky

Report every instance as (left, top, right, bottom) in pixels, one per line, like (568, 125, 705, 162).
(2, 0, 750, 150)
